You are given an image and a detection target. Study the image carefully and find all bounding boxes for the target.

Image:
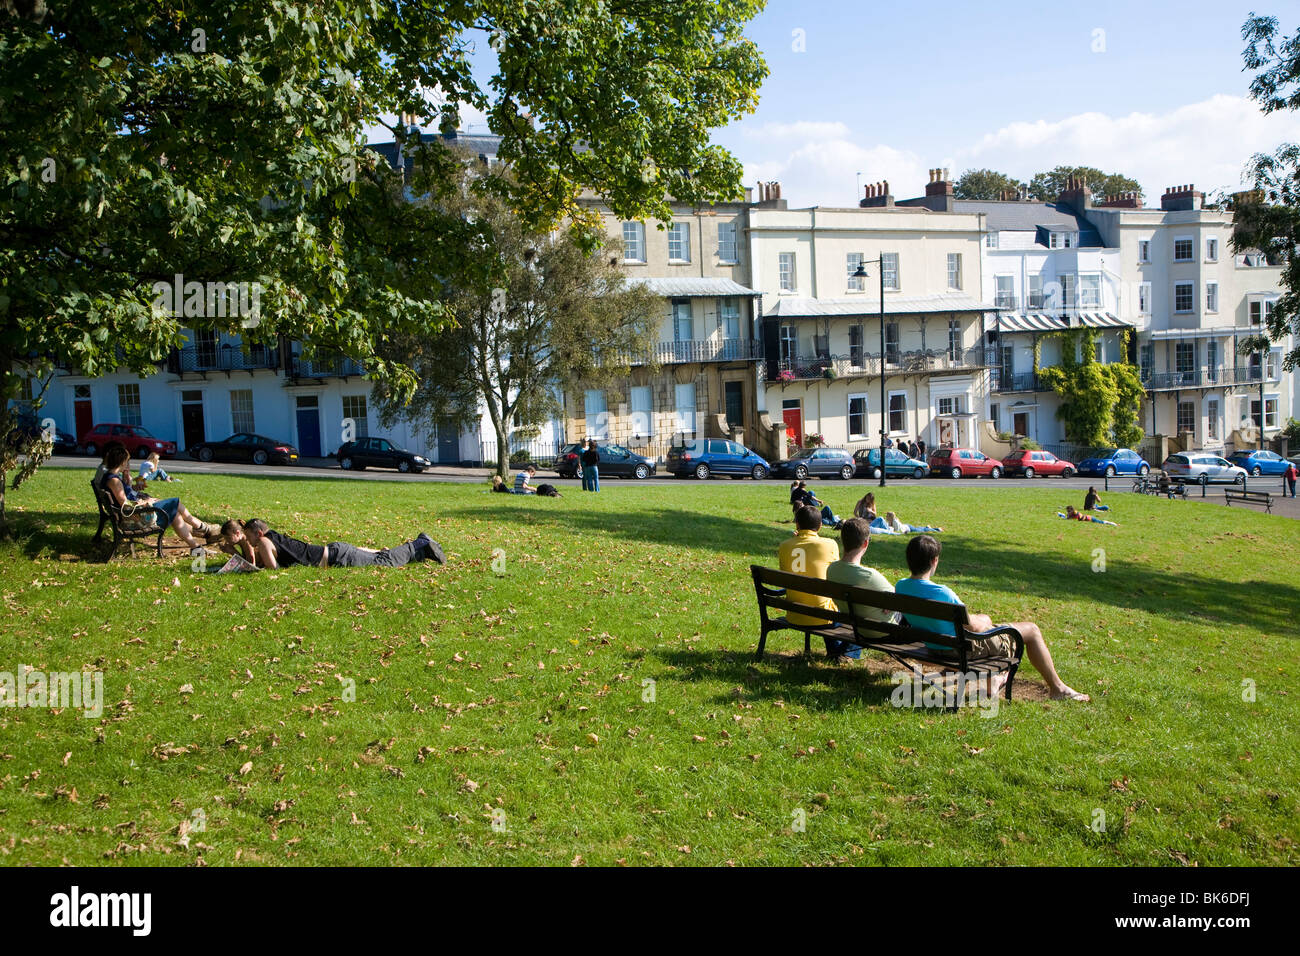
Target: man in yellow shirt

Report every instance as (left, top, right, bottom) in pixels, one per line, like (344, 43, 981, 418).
(777, 505, 841, 637)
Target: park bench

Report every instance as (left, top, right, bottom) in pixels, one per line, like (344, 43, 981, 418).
(91, 477, 167, 559)
(1224, 489, 1273, 513)
(750, 565, 1025, 700)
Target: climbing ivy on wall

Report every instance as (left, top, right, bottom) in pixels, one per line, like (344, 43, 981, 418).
(1037, 328, 1145, 448)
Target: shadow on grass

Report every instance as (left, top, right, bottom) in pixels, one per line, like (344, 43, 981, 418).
(650, 646, 900, 711)
(936, 538, 1300, 638)
(439, 502, 786, 559)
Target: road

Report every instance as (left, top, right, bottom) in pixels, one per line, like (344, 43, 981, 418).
(40, 452, 1298, 508)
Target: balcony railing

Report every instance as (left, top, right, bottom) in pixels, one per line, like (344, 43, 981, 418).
(639, 339, 763, 365)
(1142, 365, 1276, 390)
(293, 356, 365, 378)
(773, 347, 993, 382)
(171, 344, 278, 373)
(994, 370, 1045, 393)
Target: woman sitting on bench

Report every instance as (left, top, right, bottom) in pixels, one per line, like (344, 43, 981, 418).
(99, 446, 219, 549)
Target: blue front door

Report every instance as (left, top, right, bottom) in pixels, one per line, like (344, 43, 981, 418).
(438, 427, 459, 464)
(296, 408, 321, 457)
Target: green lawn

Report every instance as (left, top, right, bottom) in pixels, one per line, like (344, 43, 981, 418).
(1, 468, 1297, 866)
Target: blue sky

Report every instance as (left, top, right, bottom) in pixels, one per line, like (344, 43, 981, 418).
(404, 0, 1300, 208)
(721, 0, 1300, 206)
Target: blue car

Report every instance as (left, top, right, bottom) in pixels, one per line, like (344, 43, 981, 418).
(1077, 447, 1149, 477)
(1227, 449, 1290, 477)
(666, 438, 770, 480)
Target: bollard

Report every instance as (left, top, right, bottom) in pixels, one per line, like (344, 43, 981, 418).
(1103, 474, 1109, 492)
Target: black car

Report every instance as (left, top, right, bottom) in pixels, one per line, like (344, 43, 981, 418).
(335, 437, 430, 473)
(556, 441, 656, 480)
(7, 418, 77, 455)
(772, 447, 856, 480)
(189, 433, 300, 466)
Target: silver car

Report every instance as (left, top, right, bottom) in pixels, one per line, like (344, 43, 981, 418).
(1162, 452, 1247, 485)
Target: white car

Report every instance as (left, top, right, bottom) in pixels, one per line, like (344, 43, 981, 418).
(1162, 452, 1248, 485)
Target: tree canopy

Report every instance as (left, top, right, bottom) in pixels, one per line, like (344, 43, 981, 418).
(0, 0, 767, 521)
(1027, 166, 1141, 202)
(1233, 13, 1300, 374)
(953, 168, 1026, 200)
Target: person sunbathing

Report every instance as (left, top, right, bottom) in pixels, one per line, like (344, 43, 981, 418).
(221, 518, 445, 569)
(1060, 506, 1117, 526)
(883, 511, 944, 534)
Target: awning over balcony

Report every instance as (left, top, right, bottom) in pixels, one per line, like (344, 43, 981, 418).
(765, 292, 996, 318)
(997, 312, 1128, 332)
(627, 277, 760, 297)
(1146, 327, 1237, 340)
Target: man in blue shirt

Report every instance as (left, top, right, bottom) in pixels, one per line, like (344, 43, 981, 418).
(895, 535, 1089, 702)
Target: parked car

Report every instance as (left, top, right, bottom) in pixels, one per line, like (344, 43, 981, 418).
(7, 418, 77, 454)
(772, 447, 856, 480)
(853, 447, 928, 480)
(928, 446, 1002, 479)
(335, 437, 430, 473)
(667, 438, 769, 480)
(189, 433, 299, 465)
(1077, 447, 1149, 478)
(1162, 452, 1247, 485)
(554, 441, 656, 480)
(79, 423, 177, 459)
(1000, 449, 1077, 479)
(1227, 449, 1290, 477)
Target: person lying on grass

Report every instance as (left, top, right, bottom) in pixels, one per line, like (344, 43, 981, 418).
(822, 517, 899, 664)
(777, 504, 840, 650)
(99, 445, 219, 550)
(220, 518, 445, 569)
(1060, 506, 1117, 526)
(852, 492, 942, 534)
(895, 535, 1090, 702)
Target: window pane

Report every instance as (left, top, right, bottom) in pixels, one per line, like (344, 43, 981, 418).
(846, 253, 864, 292)
(881, 253, 899, 290)
(230, 389, 255, 434)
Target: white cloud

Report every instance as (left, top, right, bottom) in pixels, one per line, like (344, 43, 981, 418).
(735, 94, 1300, 207)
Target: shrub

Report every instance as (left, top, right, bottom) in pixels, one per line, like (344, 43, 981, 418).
(1018, 437, 1041, 450)
(508, 449, 532, 466)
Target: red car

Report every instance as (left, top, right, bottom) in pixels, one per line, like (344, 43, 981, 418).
(1000, 449, 1077, 479)
(929, 446, 1001, 479)
(79, 423, 177, 459)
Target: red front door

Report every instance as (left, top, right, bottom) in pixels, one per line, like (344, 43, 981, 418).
(782, 405, 803, 450)
(74, 399, 93, 439)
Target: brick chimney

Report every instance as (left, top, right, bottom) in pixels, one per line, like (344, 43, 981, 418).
(1160, 184, 1203, 211)
(755, 180, 787, 209)
(859, 180, 893, 208)
(1056, 174, 1092, 211)
(925, 167, 953, 197)
(1097, 191, 1142, 209)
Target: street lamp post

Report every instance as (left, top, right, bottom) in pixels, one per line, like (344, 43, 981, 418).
(852, 260, 888, 487)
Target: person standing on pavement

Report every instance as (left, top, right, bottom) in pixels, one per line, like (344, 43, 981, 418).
(580, 439, 601, 492)
(1286, 459, 1298, 498)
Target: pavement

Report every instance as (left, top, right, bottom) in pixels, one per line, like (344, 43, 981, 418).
(39, 453, 1298, 517)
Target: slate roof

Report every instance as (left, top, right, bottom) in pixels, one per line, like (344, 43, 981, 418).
(953, 200, 1105, 247)
(629, 277, 760, 297)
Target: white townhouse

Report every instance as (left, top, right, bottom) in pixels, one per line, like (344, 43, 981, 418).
(748, 174, 996, 454)
(1084, 185, 1292, 453)
(957, 182, 1133, 449)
